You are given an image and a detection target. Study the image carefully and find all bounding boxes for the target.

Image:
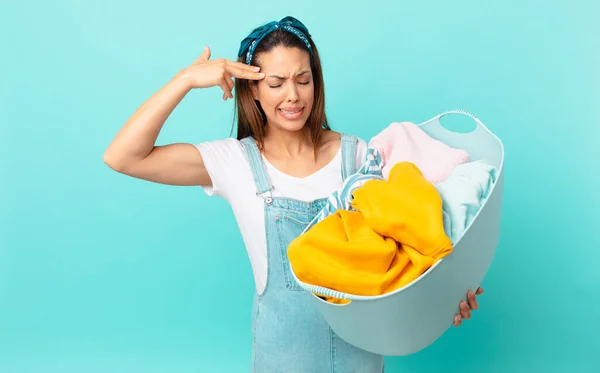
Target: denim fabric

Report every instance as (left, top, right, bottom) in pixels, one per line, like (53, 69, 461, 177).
(240, 134, 385, 373)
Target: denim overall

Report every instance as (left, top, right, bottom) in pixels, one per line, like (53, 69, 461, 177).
(240, 134, 385, 373)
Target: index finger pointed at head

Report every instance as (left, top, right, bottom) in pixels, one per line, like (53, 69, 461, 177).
(229, 60, 262, 72)
(228, 65, 265, 80)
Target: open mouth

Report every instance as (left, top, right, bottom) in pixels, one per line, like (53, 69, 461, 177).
(278, 107, 304, 120)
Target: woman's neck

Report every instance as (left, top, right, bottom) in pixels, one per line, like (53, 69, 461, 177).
(263, 125, 314, 158)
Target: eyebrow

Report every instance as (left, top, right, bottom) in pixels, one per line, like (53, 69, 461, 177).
(267, 70, 311, 79)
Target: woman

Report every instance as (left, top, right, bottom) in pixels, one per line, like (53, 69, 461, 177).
(103, 16, 483, 373)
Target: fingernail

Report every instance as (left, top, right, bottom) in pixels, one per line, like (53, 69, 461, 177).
(254, 66, 261, 71)
(468, 291, 474, 297)
(259, 73, 265, 77)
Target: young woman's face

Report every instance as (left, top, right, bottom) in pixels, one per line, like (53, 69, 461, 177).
(251, 46, 314, 133)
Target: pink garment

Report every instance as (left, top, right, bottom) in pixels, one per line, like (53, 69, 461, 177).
(368, 121, 470, 184)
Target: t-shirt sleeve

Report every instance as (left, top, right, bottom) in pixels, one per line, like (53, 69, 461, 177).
(194, 138, 245, 201)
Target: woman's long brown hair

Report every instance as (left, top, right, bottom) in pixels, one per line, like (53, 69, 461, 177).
(232, 28, 330, 152)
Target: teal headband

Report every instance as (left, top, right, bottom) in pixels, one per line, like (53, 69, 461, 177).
(237, 16, 312, 65)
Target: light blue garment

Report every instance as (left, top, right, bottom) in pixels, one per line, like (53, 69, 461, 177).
(240, 134, 385, 373)
(303, 147, 384, 234)
(435, 160, 498, 243)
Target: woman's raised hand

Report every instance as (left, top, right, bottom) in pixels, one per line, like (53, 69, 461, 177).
(177, 46, 265, 100)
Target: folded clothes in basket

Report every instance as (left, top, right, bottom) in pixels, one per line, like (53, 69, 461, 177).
(436, 160, 498, 242)
(288, 161, 452, 303)
(287, 122, 498, 303)
(369, 121, 471, 183)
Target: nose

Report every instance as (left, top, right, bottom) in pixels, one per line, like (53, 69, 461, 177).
(286, 82, 300, 102)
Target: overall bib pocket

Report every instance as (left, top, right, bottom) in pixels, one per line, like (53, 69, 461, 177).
(275, 214, 311, 291)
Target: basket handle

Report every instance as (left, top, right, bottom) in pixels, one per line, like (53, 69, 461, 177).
(431, 109, 494, 136)
(439, 109, 480, 122)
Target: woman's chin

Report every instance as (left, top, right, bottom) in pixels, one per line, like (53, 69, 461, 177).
(271, 117, 311, 133)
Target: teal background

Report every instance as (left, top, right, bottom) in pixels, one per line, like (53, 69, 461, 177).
(2, 0, 599, 372)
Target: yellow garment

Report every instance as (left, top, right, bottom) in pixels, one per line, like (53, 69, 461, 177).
(288, 162, 452, 303)
(351, 162, 453, 259)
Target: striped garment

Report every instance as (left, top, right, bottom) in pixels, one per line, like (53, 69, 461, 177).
(303, 147, 385, 234)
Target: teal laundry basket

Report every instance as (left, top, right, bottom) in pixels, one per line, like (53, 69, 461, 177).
(290, 109, 505, 356)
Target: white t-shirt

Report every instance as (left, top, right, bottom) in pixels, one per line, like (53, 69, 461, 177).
(195, 136, 367, 296)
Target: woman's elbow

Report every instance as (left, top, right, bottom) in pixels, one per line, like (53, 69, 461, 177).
(103, 150, 126, 173)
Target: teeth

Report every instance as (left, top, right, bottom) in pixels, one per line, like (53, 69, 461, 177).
(279, 108, 302, 114)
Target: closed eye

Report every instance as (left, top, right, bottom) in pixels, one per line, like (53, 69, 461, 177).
(268, 81, 311, 88)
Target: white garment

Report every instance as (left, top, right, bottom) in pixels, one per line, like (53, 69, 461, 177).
(195, 137, 367, 296)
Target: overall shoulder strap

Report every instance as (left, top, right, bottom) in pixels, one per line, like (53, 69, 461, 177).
(240, 137, 273, 196)
(340, 133, 358, 180)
